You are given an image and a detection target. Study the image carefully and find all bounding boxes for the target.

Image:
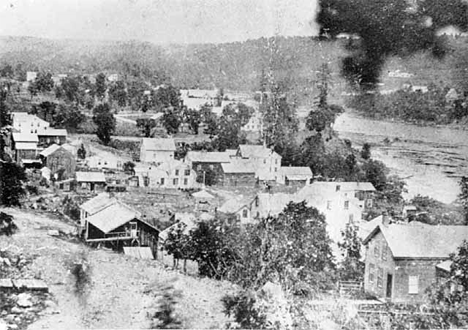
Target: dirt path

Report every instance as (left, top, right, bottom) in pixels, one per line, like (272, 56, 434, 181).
(0, 208, 233, 329)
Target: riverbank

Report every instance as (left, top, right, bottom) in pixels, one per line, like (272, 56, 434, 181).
(334, 111, 467, 204)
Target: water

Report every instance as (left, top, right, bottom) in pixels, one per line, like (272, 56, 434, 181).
(334, 112, 468, 203)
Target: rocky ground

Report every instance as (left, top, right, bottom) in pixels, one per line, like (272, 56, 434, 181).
(0, 207, 235, 330)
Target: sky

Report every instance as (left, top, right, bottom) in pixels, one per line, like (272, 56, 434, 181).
(0, 0, 319, 44)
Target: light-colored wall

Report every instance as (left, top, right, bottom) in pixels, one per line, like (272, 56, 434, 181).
(140, 148, 175, 164)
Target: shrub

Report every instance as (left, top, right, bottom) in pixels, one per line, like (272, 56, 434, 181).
(0, 212, 17, 236)
(66, 249, 92, 305)
(222, 290, 268, 329)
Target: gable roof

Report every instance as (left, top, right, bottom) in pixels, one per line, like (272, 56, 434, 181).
(86, 202, 141, 234)
(141, 138, 176, 151)
(37, 128, 67, 137)
(80, 193, 118, 214)
(221, 159, 256, 174)
(280, 166, 313, 179)
(12, 133, 38, 143)
(192, 190, 215, 199)
(186, 151, 232, 163)
(39, 144, 62, 157)
(219, 197, 252, 214)
(363, 224, 468, 259)
(76, 171, 106, 183)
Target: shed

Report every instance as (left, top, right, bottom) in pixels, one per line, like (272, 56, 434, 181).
(76, 171, 107, 191)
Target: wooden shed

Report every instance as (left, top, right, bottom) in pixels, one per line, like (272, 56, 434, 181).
(84, 202, 159, 258)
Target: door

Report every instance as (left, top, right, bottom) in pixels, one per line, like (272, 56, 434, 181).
(386, 274, 393, 299)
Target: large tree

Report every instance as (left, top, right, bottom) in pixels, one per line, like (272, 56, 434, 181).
(93, 103, 116, 145)
(95, 73, 107, 100)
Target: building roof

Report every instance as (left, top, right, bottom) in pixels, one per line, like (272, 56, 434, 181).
(39, 144, 61, 157)
(255, 193, 297, 217)
(37, 129, 67, 137)
(80, 193, 118, 214)
(186, 151, 232, 163)
(219, 197, 252, 214)
(280, 166, 313, 179)
(86, 202, 141, 234)
(15, 142, 38, 150)
(363, 224, 468, 259)
(436, 260, 452, 273)
(221, 159, 256, 174)
(192, 190, 215, 199)
(141, 138, 176, 151)
(76, 171, 106, 183)
(12, 133, 38, 143)
(300, 181, 376, 194)
(238, 144, 275, 158)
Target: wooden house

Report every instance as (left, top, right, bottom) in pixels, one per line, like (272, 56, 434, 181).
(40, 144, 76, 180)
(277, 166, 313, 186)
(76, 171, 107, 192)
(140, 138, 176, 164)
(362, 224, 468, 303)
(11, 133, 40, 164)
(84, 202, 159, 258)
(220, 159, 256, 187)
(37, 129, 67, 147)
(185, 150, 234, 173)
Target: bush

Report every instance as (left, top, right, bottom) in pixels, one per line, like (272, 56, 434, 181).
(222, 290, 268, 329)
(0, 212, 17, 236)
(146, 281, 183, 329)
(67, 249, 92, 305)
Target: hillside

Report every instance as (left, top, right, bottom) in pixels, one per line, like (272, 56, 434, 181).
(0, 207, 234, 330)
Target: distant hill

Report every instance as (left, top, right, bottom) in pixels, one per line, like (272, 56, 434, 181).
(0, 35, 467, 104)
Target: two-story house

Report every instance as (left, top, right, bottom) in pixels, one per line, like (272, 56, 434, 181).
(363, 223, 468, 303)
(140, 138, 176, 164)
(237, 144, 282, 182)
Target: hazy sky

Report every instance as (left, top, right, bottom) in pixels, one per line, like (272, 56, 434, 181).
(0, 0, 319, 44)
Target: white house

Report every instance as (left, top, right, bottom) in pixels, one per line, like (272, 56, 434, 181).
(11, 112, 50, 134)
(140, 138, 176, 164)
(237, 144, 282, 181)
(277, 166, 313, 186)
(135, 159, 196, 189)
(241, 110, 263, 133)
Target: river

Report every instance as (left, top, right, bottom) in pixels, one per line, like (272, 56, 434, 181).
(334, 112, 468, 204)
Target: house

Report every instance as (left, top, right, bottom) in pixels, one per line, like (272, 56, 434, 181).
(40, 144, 76, 180)
(220, 159, 257, 187)
(250, 193, 297, 220)
(135, 159, 196, 189)
(84, 202, 159, 258)
(185, 151, 233, 173)
(76, 171, 107, 191)
(37, 129, 67, 146)
(241, 110, 263, 133)
(11, 133, 39, 163)
(237, 144, 282, 182)
(79, 193, 118, 230)
(218, 197, 254, 224)
(277, 166, 313, 186)
(140, 138, 176, 164)
(192, 189, 215, 212)
(362, 224, 468, 303)
(299, 182, 376, 210)
(11, 112, 50, 134)
(26, 71, 37, 82)
(86, 155, 124, 171)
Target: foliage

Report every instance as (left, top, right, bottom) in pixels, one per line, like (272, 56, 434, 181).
(0, 161, 27, 206)
(30, 72, 54, 94)
(361, 159, 388, 191)
(77, 144, 87, 160)
(93, 103, 116, 145)
(361, 143, 371, 160)
(149, 283, 183, 329)
(95, 73, 106, 100)
(53, 104, 86, 131)
(67, 249, 92, 305)
(0, 212, 17, 236)
(62, 195, 81, 221)
(108, 81, 127, 107)
(136, 118, 156, 137)
(162, 109, 181, 135)
(338, 224, 364, 282)
(459, 176, 468, 225)
(222, 290, 269, 329)
(123, 161, 135, 175)
(182, 108, 201, 134)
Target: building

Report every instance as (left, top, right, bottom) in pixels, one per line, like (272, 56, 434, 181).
(277, 166, 313, 186)
(37, 129, 67, 147)
(76, 171, 107, 192)
(185, 150, 233, 173)
(26, 71, 37, 82)
(85, 155, 124, 171)
(39, 144, 76, 180)
(237, 144, 282, 182)
(135, 159, 196, 189)
(218, 197, 254, 224)
(140, 138, 176, 164)
(220, 159, 257, 187)
(250, 193, 296, 221)
(11, 112, 50, 134)
(83, 202, 159, 257)
(362, 224, 468, 303)
(79, 193, 118, 230)
(11, 133, 39, 164)
(241, 111, 263, 133)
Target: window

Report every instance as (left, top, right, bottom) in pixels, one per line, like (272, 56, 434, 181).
(274, 167, 277, 172)
(175, 169, 179, 176)
(184, 169, 191, 176)
(382, 244, 387, 261)
(183, 178, 188, 185)
(374, 243, 380, 257)
(197, 164, 202, 171)
(242, 209, 248, 218)
(344, 201, 349, 210)
(349, 214, 354, 224)
(336, 185, 341, 192)
(369, 264, 375, 283)
(160, 178, 165, 185)
(408, 276, 419, 294)
(173, 178, 179, 185)
(377, 267, 384, 288)
(275, 159, 278, 164)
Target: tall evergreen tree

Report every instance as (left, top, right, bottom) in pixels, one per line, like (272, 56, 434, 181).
(93, 103, 116, 145)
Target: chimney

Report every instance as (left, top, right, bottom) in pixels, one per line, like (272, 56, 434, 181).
(382, 211, 390, 226)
